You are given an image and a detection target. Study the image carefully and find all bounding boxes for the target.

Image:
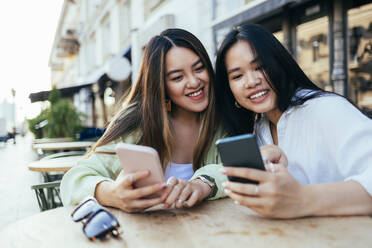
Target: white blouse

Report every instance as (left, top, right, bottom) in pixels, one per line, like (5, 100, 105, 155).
(164, 162, 194, 181)
(254, 91, 372, 196)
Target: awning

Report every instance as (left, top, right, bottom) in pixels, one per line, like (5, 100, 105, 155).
(212, 0, 296, 31)
(29, 83, 93, 103)
(30, 46, 132, 103)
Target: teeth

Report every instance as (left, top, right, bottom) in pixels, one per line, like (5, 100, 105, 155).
(250, 90, 267, 99)
(188, 89, 202, 97)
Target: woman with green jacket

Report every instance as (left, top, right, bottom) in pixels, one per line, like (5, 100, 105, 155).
(60, 28, 227, 213)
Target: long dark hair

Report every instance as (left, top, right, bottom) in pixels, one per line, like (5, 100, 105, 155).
(90, 28, 216, 171)
(215, 24, 326, 136)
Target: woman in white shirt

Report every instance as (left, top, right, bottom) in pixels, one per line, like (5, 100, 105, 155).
(213, 24, 372, 218)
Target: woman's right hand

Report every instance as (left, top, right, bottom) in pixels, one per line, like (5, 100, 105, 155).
(95, 170, 168, 213)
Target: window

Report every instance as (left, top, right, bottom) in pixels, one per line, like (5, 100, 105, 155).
(296, 16, 330, 91)
(119, 1, 131, 48)
(273, 30, 283, 44)
(87, 32, 97, 71)
(348, 3, 372, 116)
(101, 14, 111, 61)
(87, 0, 101, 20)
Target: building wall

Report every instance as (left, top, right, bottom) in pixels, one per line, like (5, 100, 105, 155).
(49, 0, 372, 127)
(50, 0, 217, 127)
(49, 0, 133, 128)
(130, 0, 215, 81)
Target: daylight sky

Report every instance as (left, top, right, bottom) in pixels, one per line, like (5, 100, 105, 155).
(0, 0, 64, 122)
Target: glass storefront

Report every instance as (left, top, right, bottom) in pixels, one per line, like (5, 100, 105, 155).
(273, 31, 283, 44)
(212, 0, 372, 118)
(296, 16, 331, 91)
(348, 3, 372, 116)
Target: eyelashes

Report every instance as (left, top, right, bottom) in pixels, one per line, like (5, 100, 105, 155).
(169, 65, 205, 81)
(195, 65, 205, 72)
(231, 74, 242, 80)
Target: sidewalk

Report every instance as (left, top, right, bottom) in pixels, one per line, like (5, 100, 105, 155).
(0, 134, 41, 230)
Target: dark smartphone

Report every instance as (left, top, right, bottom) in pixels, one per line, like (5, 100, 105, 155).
(216, 134, 265, 184)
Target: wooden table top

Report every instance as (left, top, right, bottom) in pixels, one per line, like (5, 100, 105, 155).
(1, 198, 372, 248)
(28, 155, 84, 173)
(32, 141, 94, 151)
(32, 137, 74, 144)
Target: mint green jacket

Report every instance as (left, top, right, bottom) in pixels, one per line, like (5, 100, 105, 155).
(60, 129, 228, 206)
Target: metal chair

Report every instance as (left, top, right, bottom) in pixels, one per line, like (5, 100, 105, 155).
(31, 180, 62, 211)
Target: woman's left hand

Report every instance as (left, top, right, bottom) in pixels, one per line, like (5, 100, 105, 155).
(221, 145, 308, 219)
(163, 177, 210, 209)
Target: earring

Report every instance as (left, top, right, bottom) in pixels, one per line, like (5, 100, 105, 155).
(235, 101, 241, 108)
(166, 99, 171, 112)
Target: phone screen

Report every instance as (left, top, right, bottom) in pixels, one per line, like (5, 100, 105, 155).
(216, 134, 265, 184)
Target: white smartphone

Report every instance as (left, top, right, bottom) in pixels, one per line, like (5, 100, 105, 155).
(115, 143, 165, 196)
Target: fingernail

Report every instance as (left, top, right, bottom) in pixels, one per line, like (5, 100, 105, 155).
(166, 177, 175, 185)
(234, 200, 240, 205)
(219, 168, 227, 174)
(222, 182, 227, 188)
(224, 189, 231, 194)
(164, 204, 169, 209)
(142, 170, 149, 175)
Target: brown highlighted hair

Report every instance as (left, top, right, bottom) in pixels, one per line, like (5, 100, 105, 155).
(90, 28, 216, 171)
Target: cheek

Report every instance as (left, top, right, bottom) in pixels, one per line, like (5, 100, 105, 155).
(270, 92, 278, 105)
(229, 81, 241, 99)
(201, 72, 210, 85)
(165, 82, 178, 97)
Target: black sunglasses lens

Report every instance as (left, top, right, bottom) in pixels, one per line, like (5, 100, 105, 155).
(84, 211, 119, 240)
(72, 199, 96, 222)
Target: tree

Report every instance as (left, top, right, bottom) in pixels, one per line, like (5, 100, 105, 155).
(27, 88, 85, 139)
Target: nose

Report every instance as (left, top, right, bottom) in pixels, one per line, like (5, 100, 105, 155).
(244, 71, 260, 88)
(186, 74, 200, 88)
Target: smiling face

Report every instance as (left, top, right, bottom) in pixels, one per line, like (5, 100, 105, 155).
(165, 46, 210, 114)
(225, 40, 279, 116)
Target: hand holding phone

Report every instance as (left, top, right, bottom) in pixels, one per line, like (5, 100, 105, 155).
(115, 143, 165, 197)
(216, 134, 265, 184)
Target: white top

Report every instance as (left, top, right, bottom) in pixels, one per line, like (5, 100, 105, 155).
(164, 162, 194, 181)
(254, 90, 372, 196)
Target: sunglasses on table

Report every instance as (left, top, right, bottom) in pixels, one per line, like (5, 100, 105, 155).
(71, 197, 121, 241)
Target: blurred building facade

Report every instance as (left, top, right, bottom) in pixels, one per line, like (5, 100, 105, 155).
(0, 100, 15, 131)
(213, 0, 372, 117)
(47, 0, 132, 128)
(37, 0, 372, 128)
(45, 0, 215, 128)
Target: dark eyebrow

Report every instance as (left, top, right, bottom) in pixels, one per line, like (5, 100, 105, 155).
(227, 68, 240, 75)
(166, 69, 183, 77)
(166, 58, 202, 77)
(250, 57, 260, 64)
(227, 57, 260, 75)
(192, 58, 202, 67)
